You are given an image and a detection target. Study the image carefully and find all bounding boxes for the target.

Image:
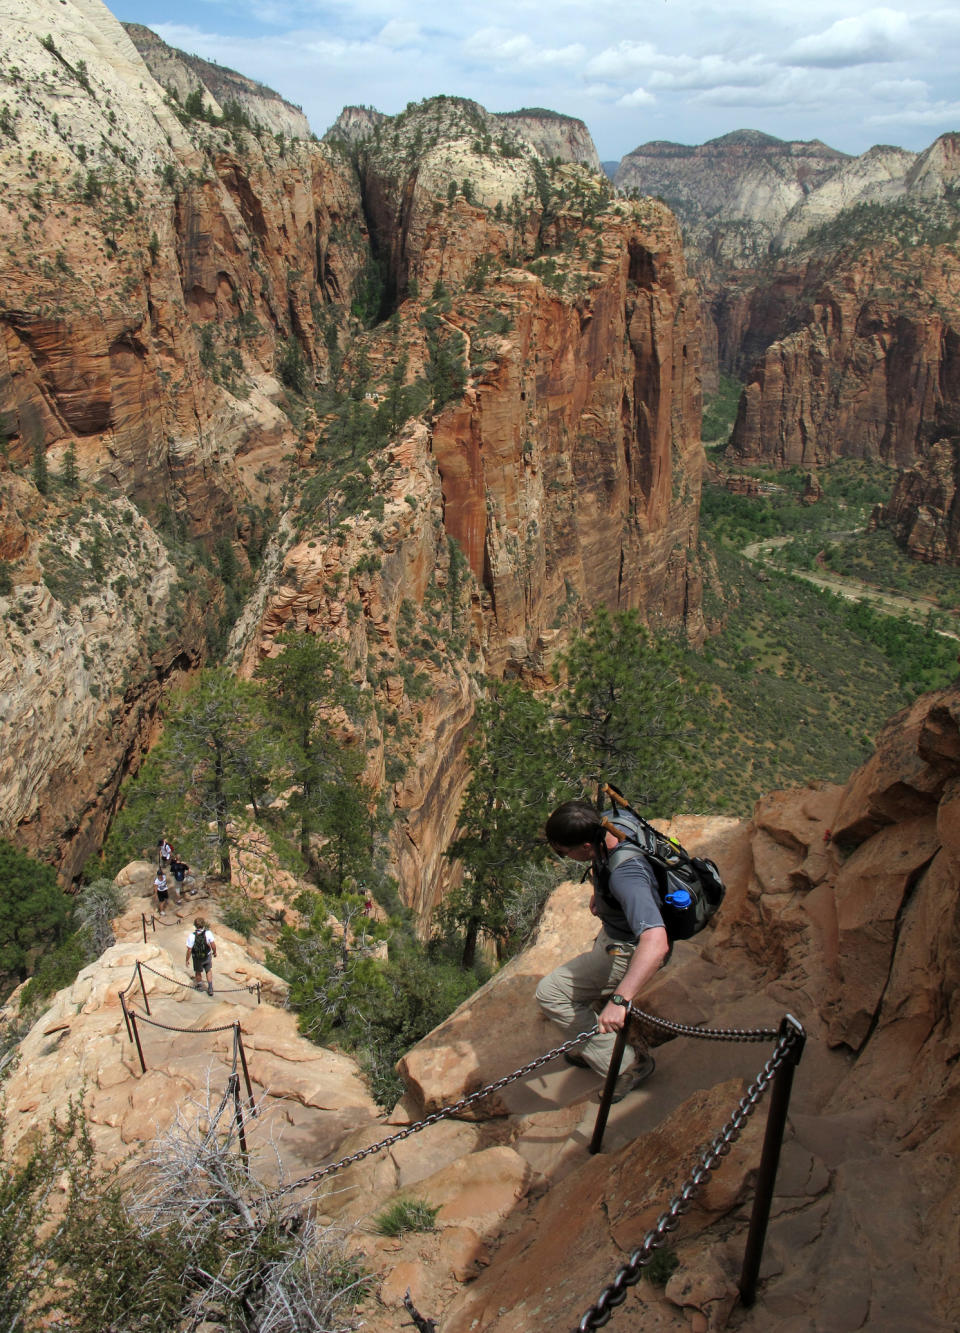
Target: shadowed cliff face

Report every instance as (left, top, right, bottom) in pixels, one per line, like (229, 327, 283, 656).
(0, 0, 368, 874)
(879, 437, 960, 564)
(0, 23, 704, 908)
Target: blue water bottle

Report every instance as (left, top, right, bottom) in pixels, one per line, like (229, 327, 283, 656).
(664, 887, 692, 909)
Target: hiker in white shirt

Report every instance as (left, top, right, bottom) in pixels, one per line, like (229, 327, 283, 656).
(186, 918, 217, 995)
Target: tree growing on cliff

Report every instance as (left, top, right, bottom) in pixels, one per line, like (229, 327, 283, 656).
(443, 682, 558, 968)
(256, 632, 373, 886)
(0, 840, 70, 992)
(552, 605, 699, 813)
(103, 670, 279, 885)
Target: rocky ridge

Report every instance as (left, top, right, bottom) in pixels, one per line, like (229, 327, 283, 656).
(4, 679, 959, 1331)
(123, 22, 313, 141)
(326, 100, 601, 172)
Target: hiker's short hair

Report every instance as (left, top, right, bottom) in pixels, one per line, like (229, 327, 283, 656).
(194, 917, 206, 931)
(545, 800, 603, 850)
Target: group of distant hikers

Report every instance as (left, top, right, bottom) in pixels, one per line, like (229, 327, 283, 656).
(150, 835, 218, 996)
(152, 836, 191, 913)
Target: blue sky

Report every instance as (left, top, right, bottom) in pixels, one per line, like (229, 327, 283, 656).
(110, 2, 960, 162)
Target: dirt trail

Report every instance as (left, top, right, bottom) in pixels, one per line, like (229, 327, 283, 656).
(742, 535, 960, 641)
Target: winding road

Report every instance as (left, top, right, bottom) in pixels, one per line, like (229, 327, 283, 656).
(742, 535, 960, 642)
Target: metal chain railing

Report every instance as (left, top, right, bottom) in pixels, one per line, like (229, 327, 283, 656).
(125, 1009, 239, 1036)
(628, 1004, 778, 1044)
(266, 1027, 599, 1200)
(573, 1019, 805, 1332)
(268, 1002, 793, 1203)
(138, 960, 261, 997)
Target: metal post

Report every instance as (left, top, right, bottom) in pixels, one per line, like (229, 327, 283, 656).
(128, 1009, 147, 1074)
(232, 1074, 249, 1164)
(255, 981, 261, 1005)
(235, 1023, 257, 1116)
(738, 1014, 806, 1307)
(136, 960, 151, 1015)
(142, 913, 148, 944)
(119, 989, 132, 1042)
(589, 1024, 629, 1155)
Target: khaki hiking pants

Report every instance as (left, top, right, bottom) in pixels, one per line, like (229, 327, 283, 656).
(535, 928, 646, 1077)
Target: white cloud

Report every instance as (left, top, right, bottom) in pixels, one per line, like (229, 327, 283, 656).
(464, 27, 585, 68)
(647, 55, 776, 92)
(582, 82, 622, 101)
(377, 19, 421, 48)
(617, 87, 655, 109)
(785, 7, 916, 67)
(868, 100, 960, 127)
(585, 40, 659, 81)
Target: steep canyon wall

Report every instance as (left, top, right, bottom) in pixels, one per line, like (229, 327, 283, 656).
(0, 14, 705, 910)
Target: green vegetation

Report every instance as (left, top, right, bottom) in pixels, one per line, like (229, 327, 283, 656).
(18, 879, 123, 1013)
(0, 840, 71, 993)
(268, 890, 485, 1107)
(798, 193, 960, 258)
(444, 682, 556, 967)
(644, 1246, 680, 1286)
(0, 1101, 366, 1332)
(373, 1197, 439, 1236)
(687, 463, 959, 812)
(701, 374, 743, 447)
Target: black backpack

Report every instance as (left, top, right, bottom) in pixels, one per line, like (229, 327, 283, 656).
(191, 930, 211, 970)
(599, 783, 725, 942)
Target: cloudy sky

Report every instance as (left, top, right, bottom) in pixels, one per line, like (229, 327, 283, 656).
(112, 1, 960, 162)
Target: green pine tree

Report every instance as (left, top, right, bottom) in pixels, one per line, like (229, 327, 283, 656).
(553, 605, 699, 813)
(445, 681, 558, 968)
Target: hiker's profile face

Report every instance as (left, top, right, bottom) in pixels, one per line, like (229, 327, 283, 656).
(556, 842, 594, 863)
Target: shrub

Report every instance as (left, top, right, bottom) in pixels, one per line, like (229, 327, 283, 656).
(373, 1197, 439, 1236)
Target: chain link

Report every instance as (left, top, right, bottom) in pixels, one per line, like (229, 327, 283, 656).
(266, 1028, 598, 1200)
(127, 1006, 239, 1036)
(627, 1002, 779, 1044)
(268, 1004, 787, 1202)
(138, 960, 260, 996)
(573, 1026, 803, 1332)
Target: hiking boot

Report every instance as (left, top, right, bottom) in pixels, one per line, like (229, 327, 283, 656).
(207, 984, 214, 996)
(599, 1054, 656, 1103)
(564, 1050, 591, 1069)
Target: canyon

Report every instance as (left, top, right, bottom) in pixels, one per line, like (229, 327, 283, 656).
(617, 128, 960, 563)
(0, 1, 702, 900)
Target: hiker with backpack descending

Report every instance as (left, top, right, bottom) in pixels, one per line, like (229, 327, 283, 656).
(538, 787, 725, 1103)
(186, 918, 217, 995)
(537, 799, 668, 1103)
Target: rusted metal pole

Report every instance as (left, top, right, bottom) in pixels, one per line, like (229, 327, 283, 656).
(142, 913, 148, 944)
(128, 1009, 147, 1074)
(119, 989, 132, 1042)
(255, 980, 261, 1005)
(232, 1074, 248, 1164)
(136, 960, 151, 1015)
(738, 1014, 807, 1307)
(235, 1023, 257, 1116)
(589, 1024, 629, 1154)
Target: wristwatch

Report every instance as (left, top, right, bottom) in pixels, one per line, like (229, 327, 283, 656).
(609, 993, 630, 1008)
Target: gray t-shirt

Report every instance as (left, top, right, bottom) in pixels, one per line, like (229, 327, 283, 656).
(593, 846, 664, 942)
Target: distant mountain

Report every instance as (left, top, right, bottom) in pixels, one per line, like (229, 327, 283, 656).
(327, 100, 601, 171)
(123, 22, 311, 140)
